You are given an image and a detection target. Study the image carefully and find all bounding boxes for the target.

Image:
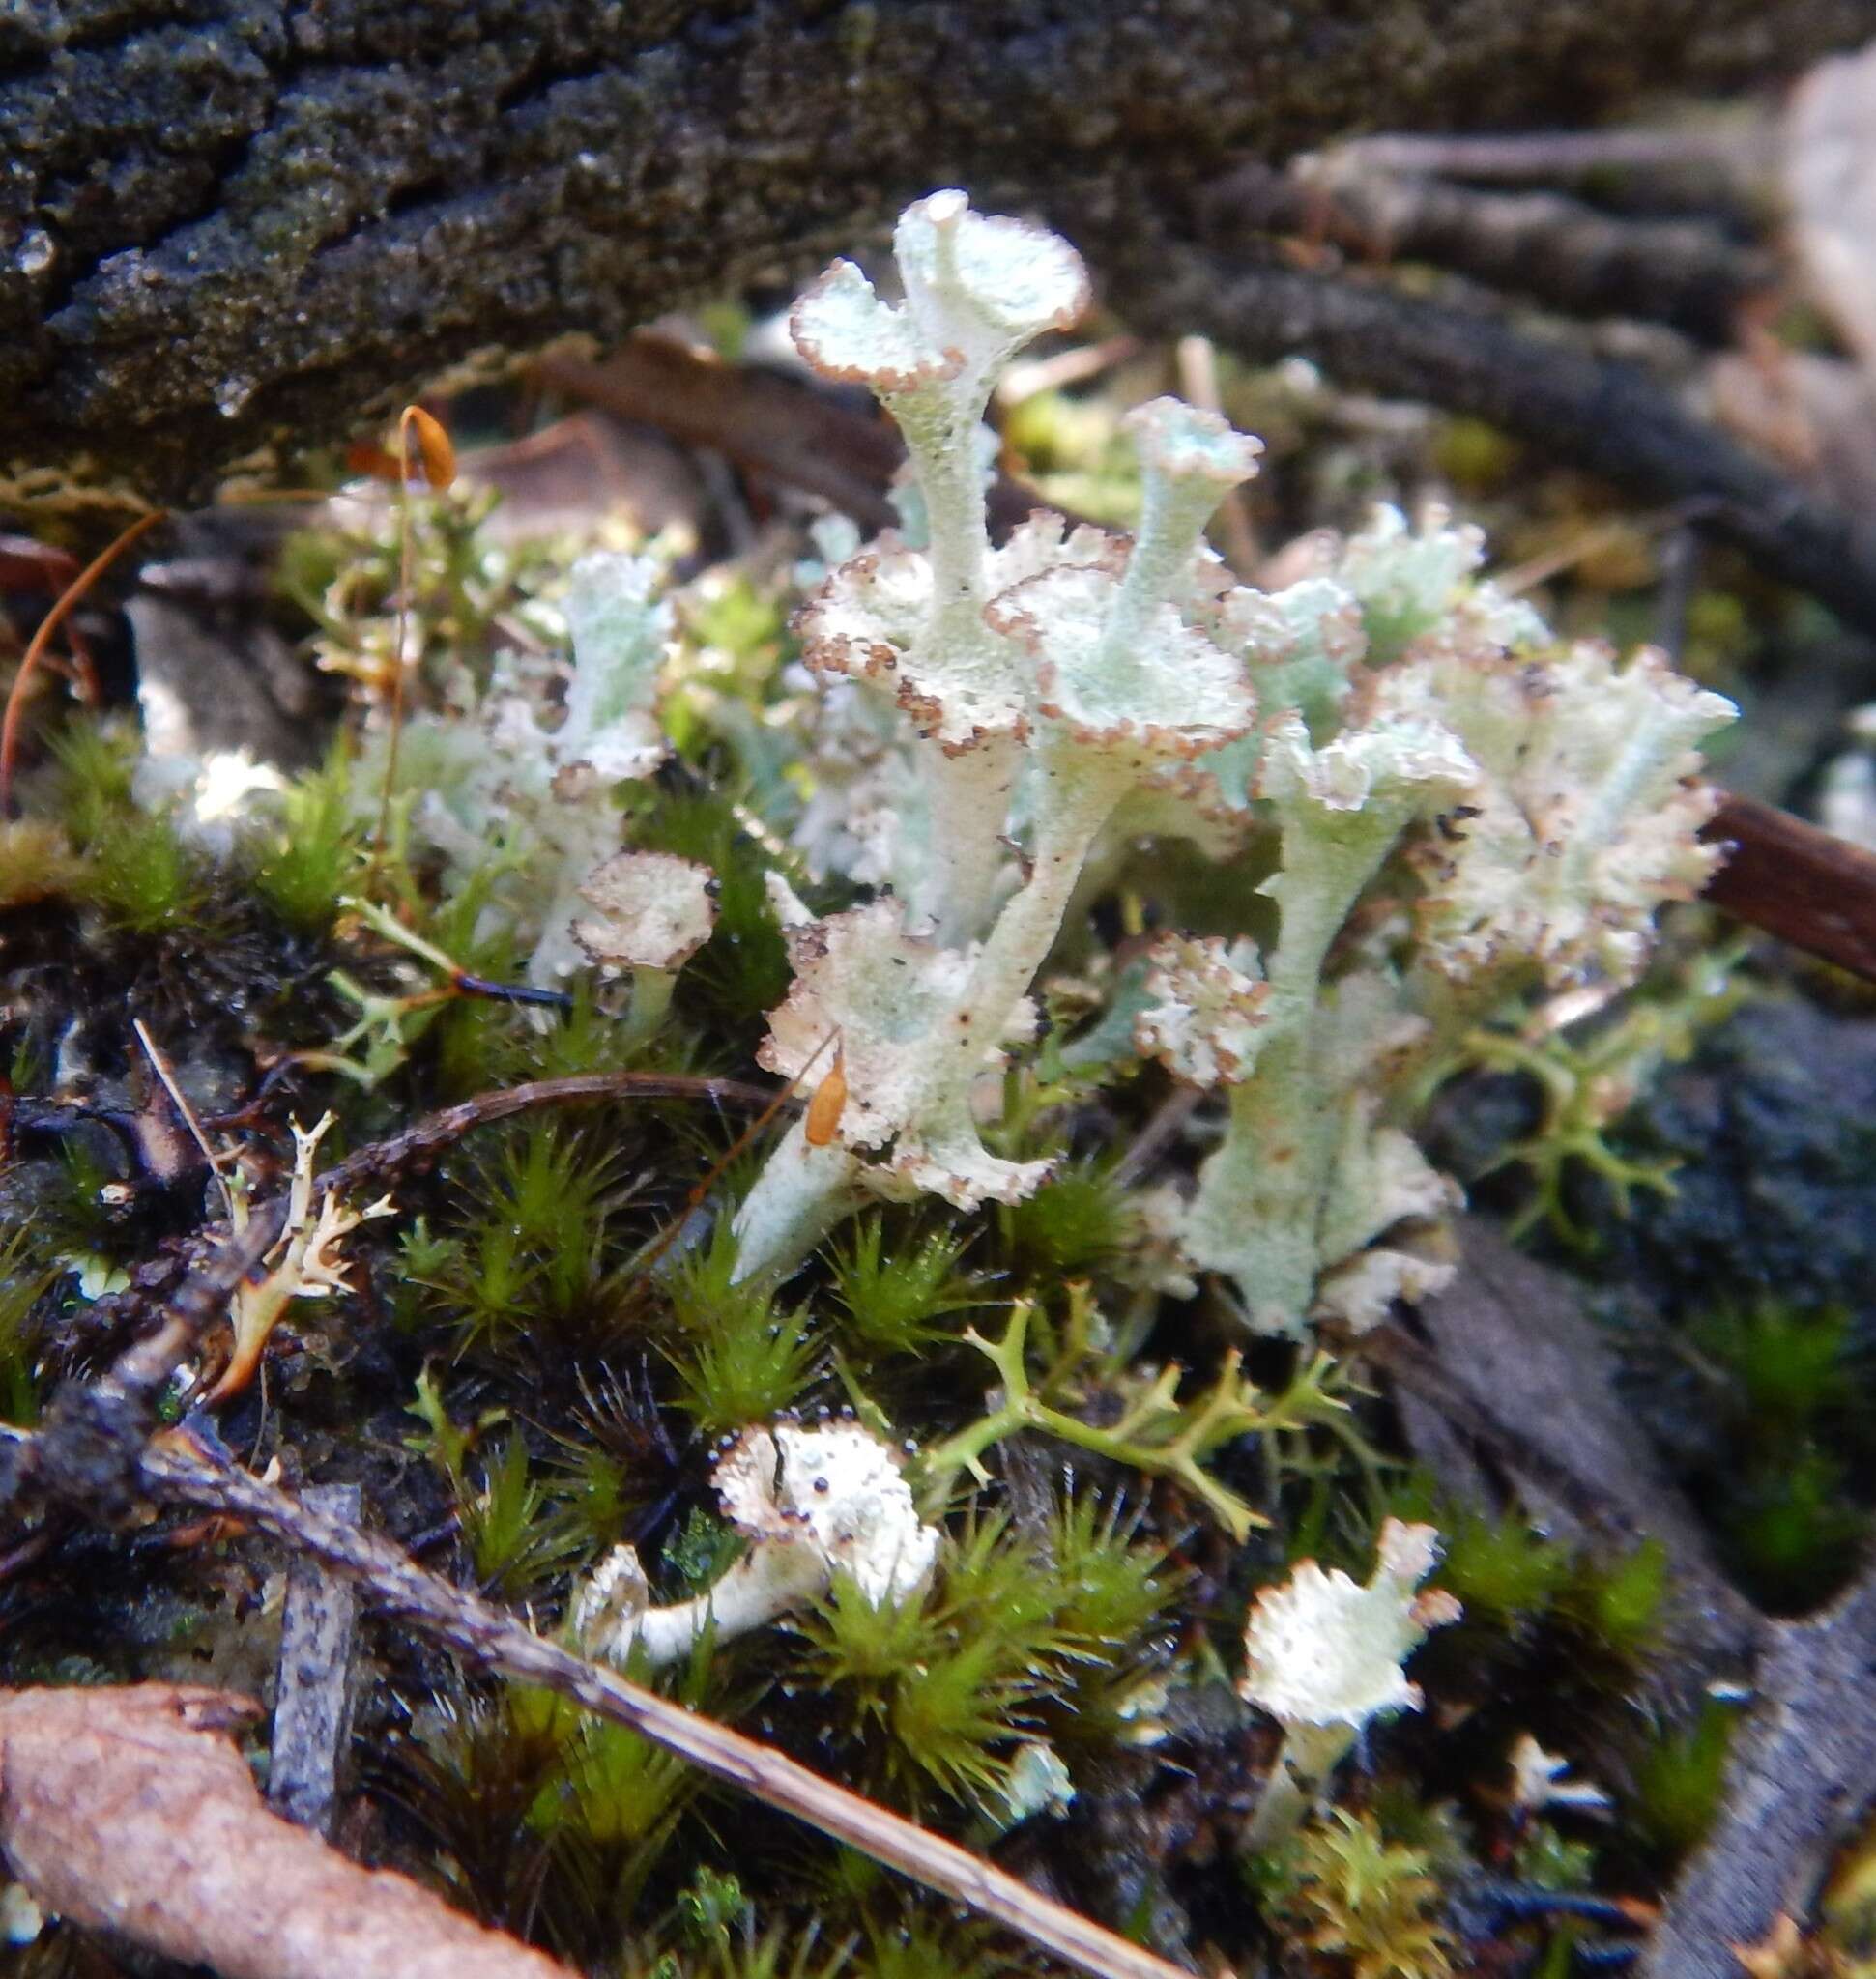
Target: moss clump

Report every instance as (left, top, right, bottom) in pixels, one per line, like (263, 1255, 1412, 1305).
(827, 1219, 987, 1359)
(1678, 1299, 1872, 1611)
(661, 1220, 821, 1434)
(1628, 1697, 1740, 1863)
(1267, 1810, 1457, 1979)
(790, 1498, 1169, 1815)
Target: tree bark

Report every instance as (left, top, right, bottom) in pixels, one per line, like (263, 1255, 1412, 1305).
(5, 0, 1876, 512)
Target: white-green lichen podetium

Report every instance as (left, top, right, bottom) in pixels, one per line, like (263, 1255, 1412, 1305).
(734, 193, 1738, 1332)
(733, 193, 1264, 1279)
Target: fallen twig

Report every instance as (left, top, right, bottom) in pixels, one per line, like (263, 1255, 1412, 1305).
(1204, 158, 1772, 344)
(1097, 227, 1876, 640)
(1701, 791, 1876, 984)
(314, 1068, 791, 1200)
(95, 1427, 1186, 1979)
(23, 1202, 287, 1522)
(269, 1482, 363, 1837)
(0, 1682, 574, 1979)
(1636, 1560, 1876, 1979)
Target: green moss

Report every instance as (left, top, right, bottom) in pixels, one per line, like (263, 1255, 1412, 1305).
(1693, 1299, 1851, 1432)
(1422, 1500, 1573, 1628)
(792, 1498, 1168, 1817)
(827, 1219, 987, 1357)
(248, 752, 361, 933)
(662, 1219, 820, 1433)
(0, 1226, 56, 1425)
(1628, 1697, 1739, 1862)
(460, 1430, 587, 1599)
(998, 1160, 1128, 1278)
(1266, 1810, 1456, 1979)
(1681, 1301, 1870, 1610)
(77, 809, 207, 932)
(1565, 1537, 1668, 1657)
(406, 1121, 627, 1346)
(1724, 1447, 1866, 1612)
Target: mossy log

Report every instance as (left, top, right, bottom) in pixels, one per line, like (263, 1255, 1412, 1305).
(6, 0, 1876, 511)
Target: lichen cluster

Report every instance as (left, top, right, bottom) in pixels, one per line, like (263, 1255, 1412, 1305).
(0, 191, 1776, 1979)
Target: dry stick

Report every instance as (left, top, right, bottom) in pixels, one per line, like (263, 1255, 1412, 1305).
(1701, 792, 1876, 985)
(134, 1434, 1187, 1979)
(1203, 158, 1772, 345)
(28, 1203, 287, 1523)
(269, 1481, 363, 1837)
(1102, 229, 1876, 641)
(34, 1071, 794, 1455)
(314, 1069, 792, 1200)
(133, 1016, 237, 1219)
(0, 508, 166, 815)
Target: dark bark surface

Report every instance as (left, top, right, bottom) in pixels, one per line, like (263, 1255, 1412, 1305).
(7, 0, 1876, 511)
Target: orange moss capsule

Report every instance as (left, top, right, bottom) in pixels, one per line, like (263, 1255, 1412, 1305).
(399, 404, 456, 490)
(805, 1043, 848, 1147)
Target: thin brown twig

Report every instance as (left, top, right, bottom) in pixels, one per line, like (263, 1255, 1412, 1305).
(314, 1069, 794, 1200)
(122, 1431, 1187, 1979)
(0, 509, 166, 815)
(1700, 792, 1876, 984)
(132, 1017, 236, 1219)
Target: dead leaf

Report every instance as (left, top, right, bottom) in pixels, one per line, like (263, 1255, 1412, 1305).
(0, 1684, 573, 1979)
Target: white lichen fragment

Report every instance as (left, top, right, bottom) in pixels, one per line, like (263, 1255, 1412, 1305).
(1505, 1733, 1612, 1817)
(997, 1740, 1078, 1824)
(1134, 935, 1269, 1086)
(1239, 1519, 1460, 1850)
(1371, 638, 1736, 989)
(1178, 716, 1478, 1336)
(741, 192, 1738, 1333)
(352, 548, 674, 987)
(572, 1420, 939, 1669)
(735, 206, 1265, 1279)
(207, 1113, 395, 1404)
(573, 848, 716, 1033)
(574, 851, 716, 972)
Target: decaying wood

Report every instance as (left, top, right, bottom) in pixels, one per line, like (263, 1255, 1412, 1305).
(1096, 224, 1876, 639)
(1637, 1562, 1876, 1979)
(1371, 1220, 1767, 1687)
(8, 0, 1876, 513)
(269, 1482, 363, 1838)
(1205, 157, 1773, 343)
(0, 1682, 575, 1979)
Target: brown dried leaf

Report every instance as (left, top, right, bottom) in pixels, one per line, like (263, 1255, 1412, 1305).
(0, 1684, 571, 1979)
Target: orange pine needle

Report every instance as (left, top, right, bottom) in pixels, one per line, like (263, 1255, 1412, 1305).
(0, 509, 166, 816)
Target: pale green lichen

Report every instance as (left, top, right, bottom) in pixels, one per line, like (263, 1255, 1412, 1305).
(732, 196, 1735, 1328)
